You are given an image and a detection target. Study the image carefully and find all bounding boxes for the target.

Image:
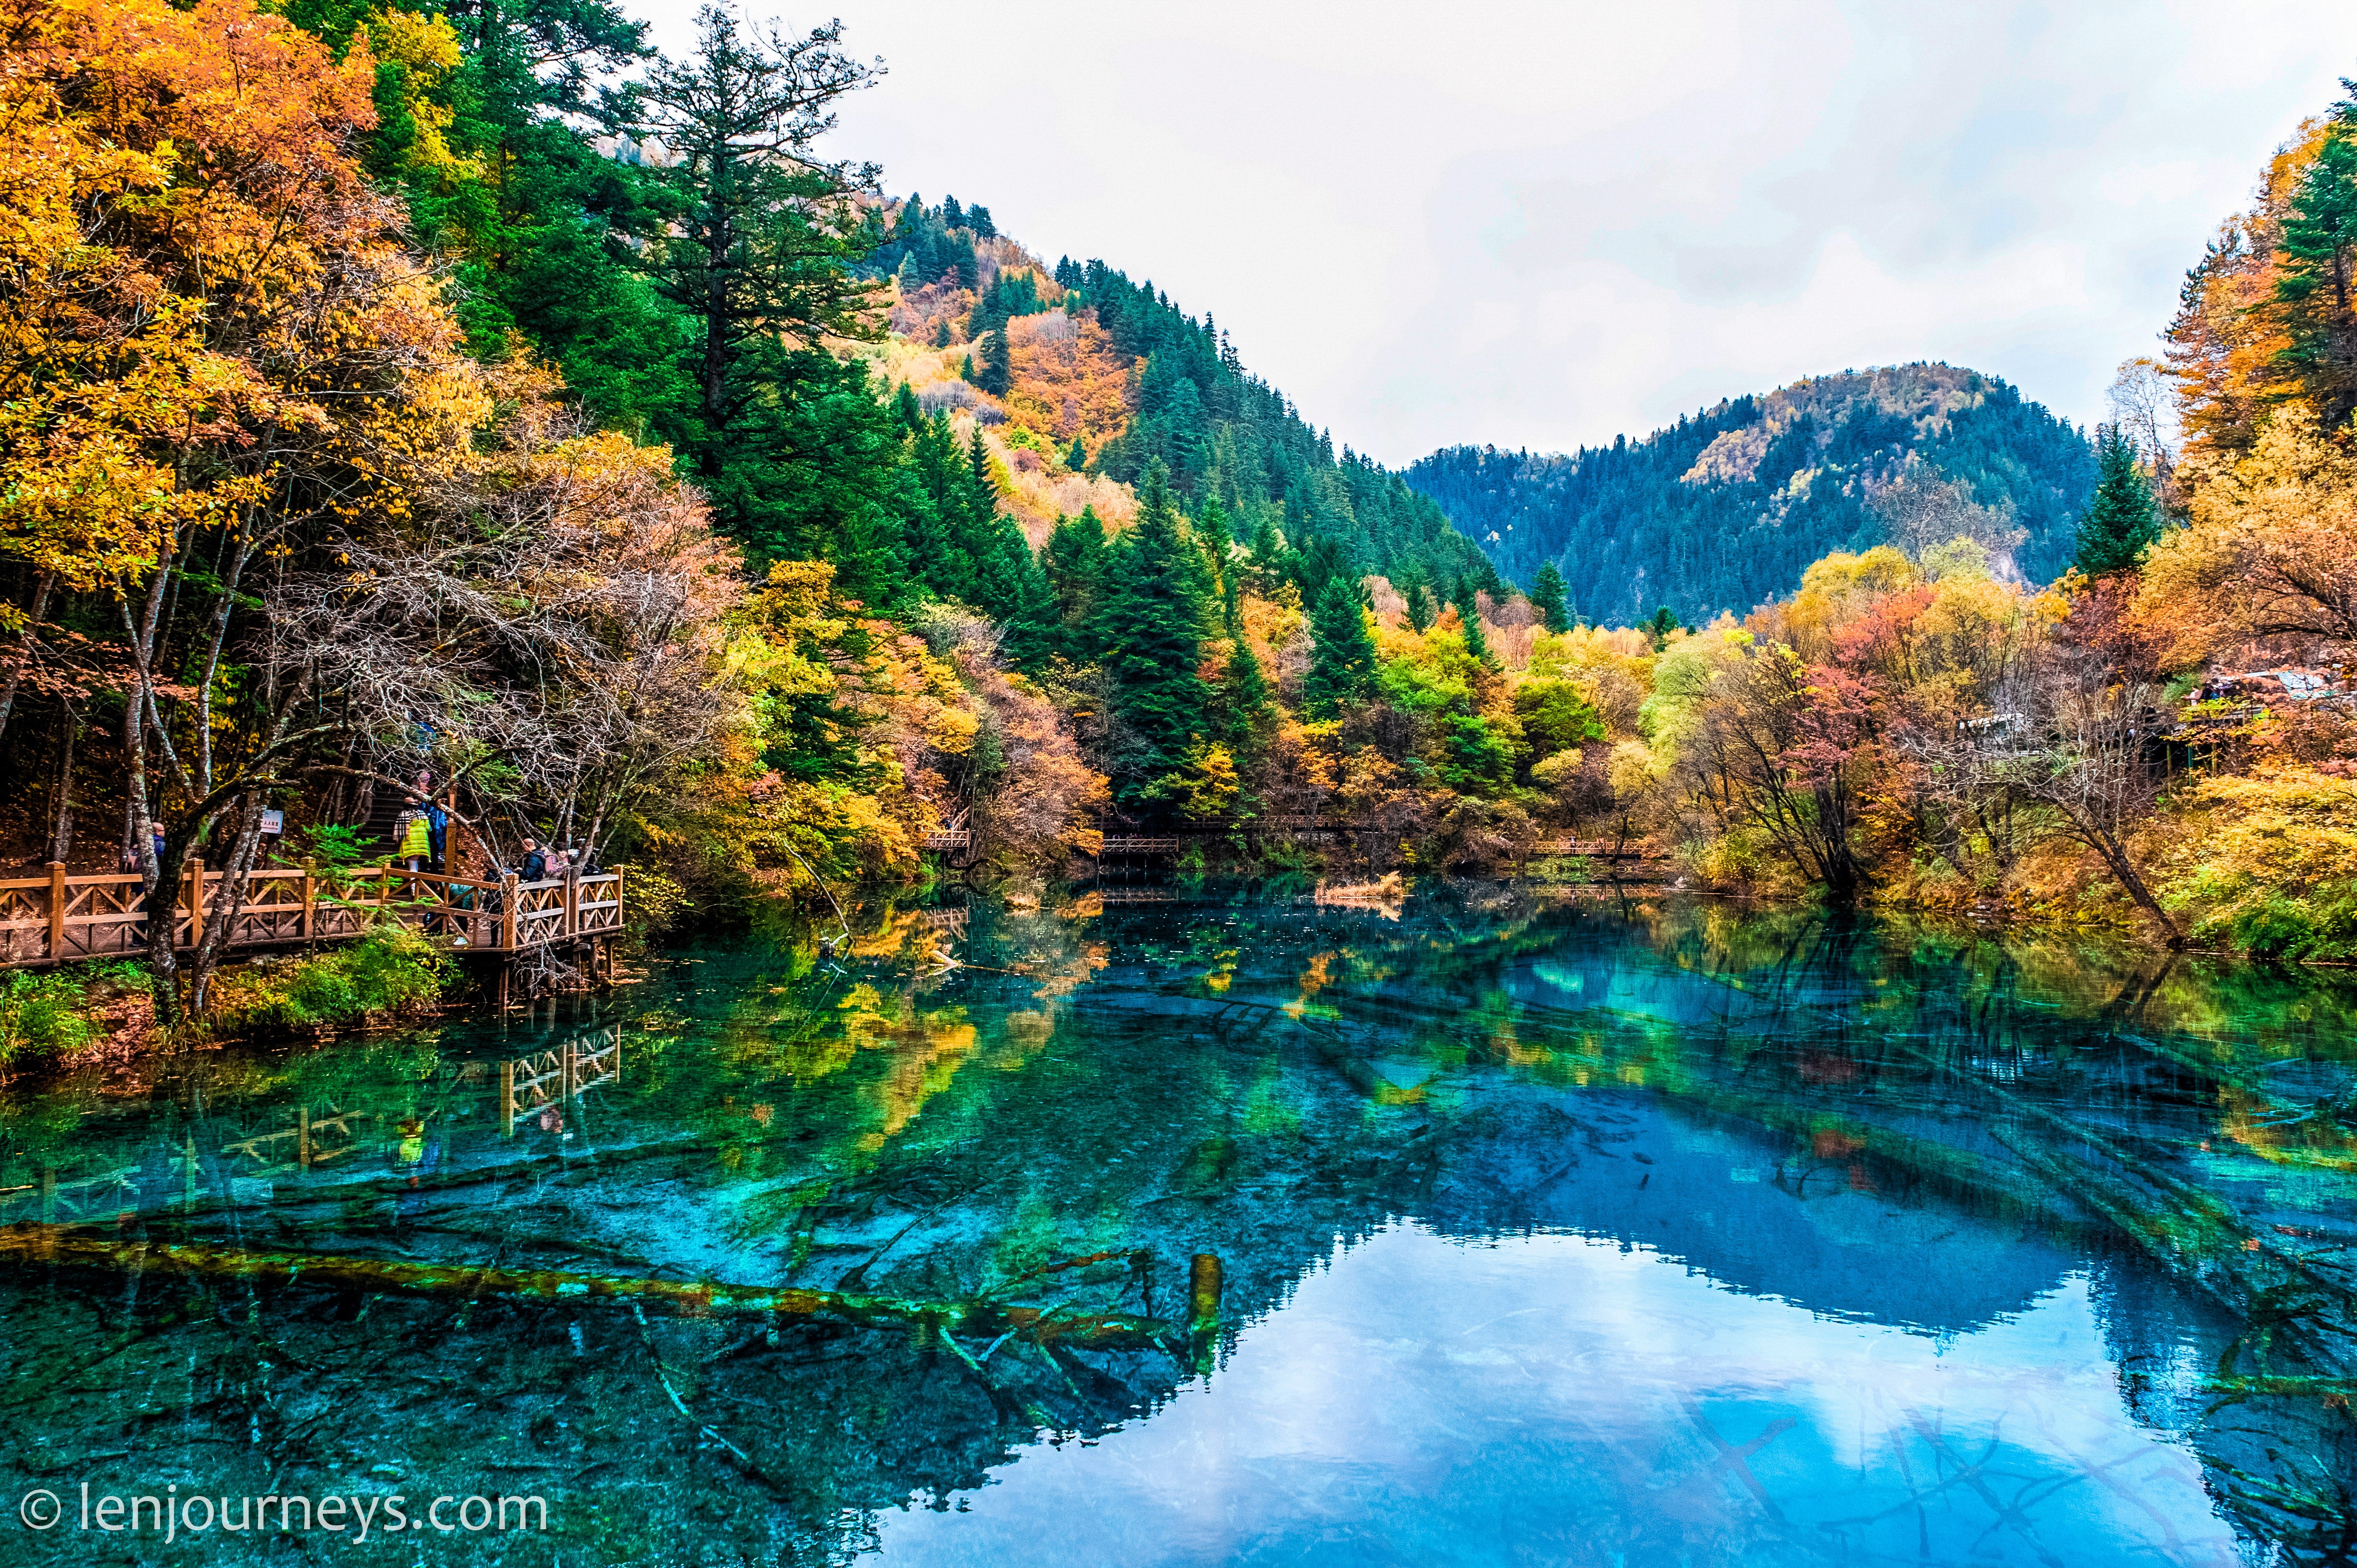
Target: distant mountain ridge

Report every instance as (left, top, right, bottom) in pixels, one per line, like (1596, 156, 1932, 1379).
(1406, 364, 2096, 623)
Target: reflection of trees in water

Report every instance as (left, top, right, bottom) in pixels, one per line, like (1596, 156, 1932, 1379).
(1, 889, 2354, 1559)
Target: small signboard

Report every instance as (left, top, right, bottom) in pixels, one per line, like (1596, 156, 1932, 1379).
(259, 809, 285, 837)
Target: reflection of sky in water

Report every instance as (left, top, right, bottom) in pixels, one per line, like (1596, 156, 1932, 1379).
(2, 893, 2349, 1564)
(874, 1224, 2234, 1567)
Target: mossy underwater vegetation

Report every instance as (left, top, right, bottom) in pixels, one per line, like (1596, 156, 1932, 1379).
(0, 886, 2350, 1561)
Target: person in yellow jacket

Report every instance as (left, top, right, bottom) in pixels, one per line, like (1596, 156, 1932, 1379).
(393, 798, 432, 872)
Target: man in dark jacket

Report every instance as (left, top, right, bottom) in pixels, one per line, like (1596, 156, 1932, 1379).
(519, 839, 547, 881)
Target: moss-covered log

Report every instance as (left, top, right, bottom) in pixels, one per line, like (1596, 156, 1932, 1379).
(0, 1225, 1180, 1348)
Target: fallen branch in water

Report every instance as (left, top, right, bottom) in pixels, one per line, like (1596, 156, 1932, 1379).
(0, 1225, 1181, 1349)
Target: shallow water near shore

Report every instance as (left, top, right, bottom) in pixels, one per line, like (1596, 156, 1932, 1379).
(1, 884, 2353, 1565)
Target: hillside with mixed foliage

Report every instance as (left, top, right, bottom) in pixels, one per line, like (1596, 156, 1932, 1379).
(865, 197, 1490, 589)
(6, 0, 2357, 1058)
(1407, 364, 2097, 622)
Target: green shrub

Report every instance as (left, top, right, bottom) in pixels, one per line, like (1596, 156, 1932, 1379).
(0, 961, 143, 1067)
(210, 924, 452, 1032)
(0, 972, 95, 1066)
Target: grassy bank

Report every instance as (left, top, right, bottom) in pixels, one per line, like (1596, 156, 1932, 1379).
(0, 925, 458, 1077)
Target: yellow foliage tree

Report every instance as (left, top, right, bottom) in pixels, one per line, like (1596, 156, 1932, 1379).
(2139, 405, 2357, 662)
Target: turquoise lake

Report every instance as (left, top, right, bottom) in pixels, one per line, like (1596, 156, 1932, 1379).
(1, 885, 2352, 1564)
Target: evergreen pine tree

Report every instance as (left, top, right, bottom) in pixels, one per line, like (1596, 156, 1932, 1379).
(959, 353, 975, 382)
(1196, 495, 1232, 556)
(903, 412, 973, 598)
(1393, 564, 1433, 632)
(1306, 576, 1378, 716)
(940, 194, 965, 230)
(1454, 578, 1494, 666)
(1096, 462, 1211, 796)
(2073, 425, 2162, 577)
(1066, 436, 1088, 472)
(637, 11, 881, 513)
(1045, 507, 1111, 662)
(974, 327, 1011, 395)
(933, 319, 952, 348)
(1530, 561, 1571, 633)
(1250, 510, 1280, 568)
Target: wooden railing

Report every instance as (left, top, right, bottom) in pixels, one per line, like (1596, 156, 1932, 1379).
(1081, 831, 1669, 861)
(0, 860, 623, 970)
(1530, 840, 1669, 859)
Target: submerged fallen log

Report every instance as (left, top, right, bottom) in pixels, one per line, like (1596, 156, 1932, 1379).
(0, 1225, 1186, 1350)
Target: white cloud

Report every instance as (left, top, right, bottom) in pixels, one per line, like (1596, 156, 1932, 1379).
(634, 0, 2357, 463)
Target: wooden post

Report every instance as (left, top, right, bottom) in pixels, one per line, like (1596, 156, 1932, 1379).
(500, 1060, 514, 1138)
(1189, 1253, 1222, 1334)
(187, 856, 205, 947)
(501, 872, 518, 951)
(445, 785, 465, 876)
(300, 857, 316, 941)
(563, 872, 578, 940)
(562, 1039, 577, 1101)
(183, 1136, 197, 1211)
(379, 862, 393, 914)
(47, 860, 65, 960)
(40, 1165, 55, 1225)
(297, 1105, 312, 1171)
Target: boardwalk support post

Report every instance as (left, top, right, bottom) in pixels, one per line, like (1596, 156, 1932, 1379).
(187, 857, 205, 947)
(46, 860, 64, 960)
(300, 858, 316, 941)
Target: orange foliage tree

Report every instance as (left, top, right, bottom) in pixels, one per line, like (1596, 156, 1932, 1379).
(1003, 310, 1134, 452)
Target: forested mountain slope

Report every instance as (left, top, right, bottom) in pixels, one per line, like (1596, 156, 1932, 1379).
(1406, 365, 2096, 623)
(866, 197, 1490, 587)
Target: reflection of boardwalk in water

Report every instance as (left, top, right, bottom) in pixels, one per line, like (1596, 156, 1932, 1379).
(0, 1028, 622, 1229)
(500, 1026, 621, 1135)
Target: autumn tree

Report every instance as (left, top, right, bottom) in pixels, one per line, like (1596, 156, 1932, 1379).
(1984, 585, 2180, 942)
(1673, 644, 1879, 902)
(2138, 406, 2357, 660)
(2274, 94, 2357, 431)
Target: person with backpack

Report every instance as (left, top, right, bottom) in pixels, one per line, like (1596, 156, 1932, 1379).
(425, 799, 449, 871)
(393, 798, 431, 873)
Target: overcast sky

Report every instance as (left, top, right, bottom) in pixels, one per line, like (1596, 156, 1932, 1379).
(640, 1, 2357, 467)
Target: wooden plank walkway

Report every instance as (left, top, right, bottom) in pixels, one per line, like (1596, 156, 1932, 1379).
(0, 860, 622, 971)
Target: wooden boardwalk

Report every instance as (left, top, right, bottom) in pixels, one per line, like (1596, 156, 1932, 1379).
(0, 860, 621, 971)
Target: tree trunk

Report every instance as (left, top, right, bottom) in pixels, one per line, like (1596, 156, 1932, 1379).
(47, 711, 74, 864)
(189, 799, 267, 1014)
(0, 570, 54, 746)
(2078, 819, 2181, 947)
